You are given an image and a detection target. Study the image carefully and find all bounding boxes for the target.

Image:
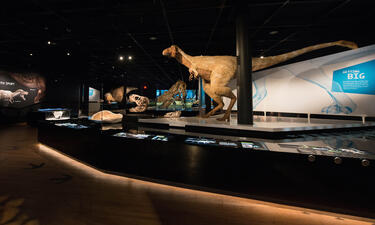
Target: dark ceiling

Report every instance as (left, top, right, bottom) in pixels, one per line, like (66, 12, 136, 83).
(1, 0, 374, 90)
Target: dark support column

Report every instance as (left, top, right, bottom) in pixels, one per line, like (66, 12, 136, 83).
(236, 1, 253, 125)
(80, 83, 89, 117)
(205, 93, 211, 113)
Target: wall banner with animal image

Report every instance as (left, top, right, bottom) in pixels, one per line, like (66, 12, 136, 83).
(224, 44, 375, 116)
(0, 71, 46, 108)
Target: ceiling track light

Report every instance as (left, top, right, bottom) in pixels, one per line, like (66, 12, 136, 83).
(269, 30, 279, 35)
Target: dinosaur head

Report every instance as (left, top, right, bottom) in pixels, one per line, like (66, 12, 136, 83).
(162, 45, 178, 58)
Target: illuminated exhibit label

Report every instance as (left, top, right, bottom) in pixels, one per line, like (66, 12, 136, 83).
(89, 87, 94, 97)
(332, 59, 375, 95)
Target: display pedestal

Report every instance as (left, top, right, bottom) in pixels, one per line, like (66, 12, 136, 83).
(137, 114, 375, 138)
(37, 118, 375, 218)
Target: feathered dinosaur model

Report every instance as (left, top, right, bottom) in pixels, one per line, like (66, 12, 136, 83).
(162, 40, 358, 121)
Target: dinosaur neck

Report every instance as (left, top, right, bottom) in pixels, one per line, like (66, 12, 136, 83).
(254, 41, 341, 71)
(175, 48, 194, 69)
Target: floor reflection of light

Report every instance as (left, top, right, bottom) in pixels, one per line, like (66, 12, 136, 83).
(187, 145, 201, 170)
(37, 143, 374, 225)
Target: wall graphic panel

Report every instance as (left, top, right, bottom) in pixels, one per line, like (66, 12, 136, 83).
(224, 44, 375, 116)
(332, 59, 375, 95)
(0, 71, 46, 108)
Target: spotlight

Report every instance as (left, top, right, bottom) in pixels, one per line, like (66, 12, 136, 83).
(29, 53, 33, 56)
(260, 56, 264, 59)
(119, 56, 124, 61)
(47, 41, 51, 45)
(128, 56, 132, 60)
(269, 30, 279, 35)
(66, 52, 71, 56)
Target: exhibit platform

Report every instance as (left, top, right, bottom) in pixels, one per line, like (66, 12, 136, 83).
(136, 114, 375, 138)
(36, 117, 375, 218)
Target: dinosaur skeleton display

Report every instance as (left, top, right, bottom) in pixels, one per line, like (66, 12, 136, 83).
(162, 40, 358, 121)
(104, 86, 138, 104)
(104, 86, 149, 112)
(0, 89, 29, 106)
(163, 111, 182, 118)
(157, 80, 187, 108)
(128, 94, 149, 112)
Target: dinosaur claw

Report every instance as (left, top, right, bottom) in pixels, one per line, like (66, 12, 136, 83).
(217, 115, 230, 122)
(198, 114, 210, 118)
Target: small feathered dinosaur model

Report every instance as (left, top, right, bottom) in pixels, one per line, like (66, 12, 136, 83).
(162, 40, 358, 121)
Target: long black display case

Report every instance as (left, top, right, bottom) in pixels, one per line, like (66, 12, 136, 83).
(37, 118, 375, 218)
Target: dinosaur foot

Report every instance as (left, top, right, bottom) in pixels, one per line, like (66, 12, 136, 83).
(196, 114, 210, 118)
(217, 114, 230, 122)
(201, 114, 210, 118)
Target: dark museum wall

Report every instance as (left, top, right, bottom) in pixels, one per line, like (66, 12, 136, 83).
(0, 45, 89, 123)
(0, 70, 46, 123)
(1, 0, 374, 122)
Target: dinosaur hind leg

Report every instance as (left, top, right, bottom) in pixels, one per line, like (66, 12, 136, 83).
(204, 95, 224, 118)
(212, 86, 236, 121)
(202, 82, 224, 118)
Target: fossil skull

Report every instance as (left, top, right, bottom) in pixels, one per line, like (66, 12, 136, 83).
(128, 94, 149, 112)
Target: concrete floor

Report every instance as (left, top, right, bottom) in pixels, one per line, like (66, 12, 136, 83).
(0, 123, 374, 225)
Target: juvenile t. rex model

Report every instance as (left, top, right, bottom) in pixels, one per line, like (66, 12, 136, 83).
(162, 40, 358, 121)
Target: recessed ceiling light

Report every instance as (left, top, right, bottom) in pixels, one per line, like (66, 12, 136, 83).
(269, 30, 279, 35)
(128, 56, 132, 60)
(119, 56, 124, 61)
(29, 53, 33, 56)
(47, 41, 51, 45)
(149, 36, 157, 40)
(67, 52, 71, 56)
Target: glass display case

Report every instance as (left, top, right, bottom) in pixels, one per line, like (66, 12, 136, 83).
(38, 108, 71, 120)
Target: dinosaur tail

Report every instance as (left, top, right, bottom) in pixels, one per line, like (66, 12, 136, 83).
(253, 40, 358, 71)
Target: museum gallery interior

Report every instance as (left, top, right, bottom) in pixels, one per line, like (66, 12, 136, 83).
(1, 0, 375, 224)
